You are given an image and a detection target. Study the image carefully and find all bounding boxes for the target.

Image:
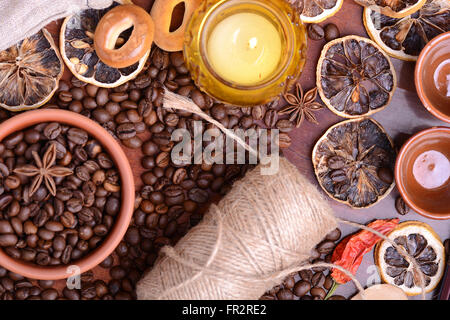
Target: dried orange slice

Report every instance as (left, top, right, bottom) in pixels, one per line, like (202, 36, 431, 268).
(0, 29, 63, 112)
(317, 35, 396, 118)
(289, 0, 344, 23)
(375, 221, 445, 296)
(355, 0, 426, 18)
(312, 118, 396, 208)
(363, 0, 450, 61)
(60, 0, 149, 88)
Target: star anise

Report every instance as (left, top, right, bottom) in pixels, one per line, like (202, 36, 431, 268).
(13, 143, 73, 197)
(279, 83, 324, 127)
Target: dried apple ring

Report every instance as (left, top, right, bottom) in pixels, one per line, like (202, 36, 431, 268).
(151, 0, 202, 52)
(94, 4, 154, 68)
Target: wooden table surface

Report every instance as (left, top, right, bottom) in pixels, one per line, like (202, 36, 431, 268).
(46, 0, 449, 300)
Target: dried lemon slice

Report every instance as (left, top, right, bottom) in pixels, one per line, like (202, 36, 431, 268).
(0, 29, 63, 112)
(312, 118, 396, 208)
(59, 0, 150, 88)
(355, 0, 427, 18)
(375, 221, 445, 296)
(289, 0, 344, 23)
(316, 35, 396, 118)
(363, 0, 450, 61)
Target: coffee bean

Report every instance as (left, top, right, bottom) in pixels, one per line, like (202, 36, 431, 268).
(0, 221, 13, 234)
(395, 196, 410, 215)
(188, 188, 208, 203)
(99, 255, 114, 269)
(67, 128, 88, 145)
(191, 90, 205, 109)
(63, 287, 80, 300)
(170, 51, 184, 67)
(104, 197, 119, 216)
(251, 105, 266, 120)
(307, 24, 325, 40)
(10, 217, 23, 235)
(110, 266, 127, 280)
(156, 152, 170, 168)
(43, 123, 61, 140)
(41, 288, 59, 300)
(264, 109, 278, 127)
(36, 252, 50, 265)
(37, 228, 54, 241)
(324, 23, 340, 42)
(83, 97, 97, 109)
(293, 280, 311, 297)
(45, 221, 64, 232)
(0, 234, 18, 246)
(277, 288, 294, 300)
(276, 119, 294, 133)
(78, 225, 93, 240)
(324, 275, 334, 290)
(116, 123, 136, 140)
(93, 280, 109, 298)
(58, 91, 73, 103)
(310, 287, 326, 299)
(299, 269, 313, 282)
(125, 227, 140, 246)
(0, 195, 12, 210)
(317, 240, 335, 254)
(278, 132, 291, 149)
(122, 137, 143, 149)
(325, 228, 341, 241)
(311, 272, 325, 287)
(4, 132, 23, 149)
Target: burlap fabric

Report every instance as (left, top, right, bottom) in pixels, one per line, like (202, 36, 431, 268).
(0, 0, 113, 51)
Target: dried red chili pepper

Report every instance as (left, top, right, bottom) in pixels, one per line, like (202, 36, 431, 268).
(330, 218, 400, 284)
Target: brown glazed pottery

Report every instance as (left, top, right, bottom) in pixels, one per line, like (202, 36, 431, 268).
(0, 109, 135, 279)
(395, 127, 450, 220)
(415, 31, 450, 123)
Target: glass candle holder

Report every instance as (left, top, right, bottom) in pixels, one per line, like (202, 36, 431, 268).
(183, 0, 307, 106)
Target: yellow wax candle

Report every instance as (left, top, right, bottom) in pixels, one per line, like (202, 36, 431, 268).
(206, 12, 282, 85)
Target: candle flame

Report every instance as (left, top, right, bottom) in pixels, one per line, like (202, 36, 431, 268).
(248, 37, 258, 49)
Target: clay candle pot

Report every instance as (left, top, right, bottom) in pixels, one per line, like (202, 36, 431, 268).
(415, 31, 450, 123)
(0, 110, 135, 280)
(395, 127, 450, 220)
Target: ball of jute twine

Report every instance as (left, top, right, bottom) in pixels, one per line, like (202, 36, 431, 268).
(135, 91, 426, 300)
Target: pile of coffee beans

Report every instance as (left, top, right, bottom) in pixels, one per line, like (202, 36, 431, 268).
(260, 228, 346, 300)
(0, 267, 129, 300)
(0, 48, 305, 300)
(53, 47, 290, 150)
(0, 123, 120, 266)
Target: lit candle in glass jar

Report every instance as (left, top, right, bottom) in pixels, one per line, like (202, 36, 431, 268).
(206, 12, 282, 85)
(184, 0, 308, 106)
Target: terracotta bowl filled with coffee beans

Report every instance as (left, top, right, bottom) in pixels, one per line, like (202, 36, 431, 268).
(0, 109, 134, 280)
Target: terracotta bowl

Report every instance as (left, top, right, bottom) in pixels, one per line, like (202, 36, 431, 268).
(0, 109, 135, 279)
(415, 31, 450, 123)
(395, 127, 450, 220)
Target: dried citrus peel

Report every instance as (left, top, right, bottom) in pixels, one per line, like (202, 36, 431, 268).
(0, 29, 63, 111)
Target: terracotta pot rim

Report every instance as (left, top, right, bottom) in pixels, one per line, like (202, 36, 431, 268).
(414, 31, 450, 124)
(395, 126, 450, 220)
(0, 109, 135, 280)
